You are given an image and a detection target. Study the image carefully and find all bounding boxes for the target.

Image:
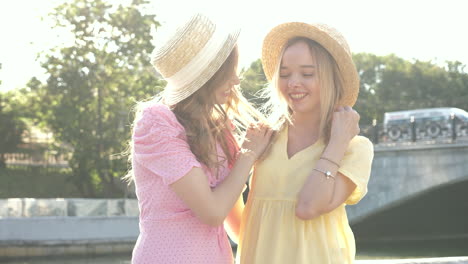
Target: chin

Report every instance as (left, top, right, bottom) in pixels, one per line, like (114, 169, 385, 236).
(290, 105, 317, 115)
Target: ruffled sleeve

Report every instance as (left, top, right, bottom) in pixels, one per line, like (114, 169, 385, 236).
(132, 103, 202, 185)
(338, 136, 374, 205)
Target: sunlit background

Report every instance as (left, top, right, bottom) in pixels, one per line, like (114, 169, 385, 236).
(1, 0, 468, 92)
(1, 0, 468, 263)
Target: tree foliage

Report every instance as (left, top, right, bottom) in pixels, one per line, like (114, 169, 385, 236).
(1, 64, 27, 167)
(353, 54, 468, 124)
(240, 59, 268, 107)
(0, 87, 27, 168)
(27, 0, 164, 197)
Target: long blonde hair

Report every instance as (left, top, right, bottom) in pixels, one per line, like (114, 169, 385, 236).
(261, 37, 345, 143)
(125, 46, 263, 182)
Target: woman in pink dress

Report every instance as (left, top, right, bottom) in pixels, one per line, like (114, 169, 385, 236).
(127, 14, 272, 263)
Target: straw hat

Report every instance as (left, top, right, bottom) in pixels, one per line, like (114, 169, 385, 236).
(151, 14, 240, 105)
(262, 22, 359, 106)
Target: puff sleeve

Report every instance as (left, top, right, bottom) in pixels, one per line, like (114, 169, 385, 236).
(338, 136, 374, 205)
(132, 104, 202, 186)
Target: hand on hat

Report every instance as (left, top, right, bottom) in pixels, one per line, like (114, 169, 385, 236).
(330, 106, 360, 145)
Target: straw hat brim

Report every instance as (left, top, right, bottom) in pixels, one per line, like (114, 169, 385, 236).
(262, 22, 359, 107)
(163, 28, 241, 106)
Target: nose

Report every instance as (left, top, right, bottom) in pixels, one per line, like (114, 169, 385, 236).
(288, 75, 300, 88)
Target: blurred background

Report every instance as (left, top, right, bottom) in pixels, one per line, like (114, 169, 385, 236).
(1, 0, 467, 263)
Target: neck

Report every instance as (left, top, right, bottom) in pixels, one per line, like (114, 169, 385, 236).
(289, 111, 321, 139)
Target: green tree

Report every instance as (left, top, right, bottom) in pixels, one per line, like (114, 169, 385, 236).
(240, 59, 268, 107)
(445, 61, 468, 108)
(354, 53, 468, 125)
(0, 87, 27, 168)
(352, 53, 385, 125)
(29, 0, 164, 197)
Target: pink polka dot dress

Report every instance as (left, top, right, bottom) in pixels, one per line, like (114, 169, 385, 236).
(131, 103, 234, 264)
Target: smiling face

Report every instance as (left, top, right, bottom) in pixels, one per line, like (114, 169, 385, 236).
(278, 40, 321, 115)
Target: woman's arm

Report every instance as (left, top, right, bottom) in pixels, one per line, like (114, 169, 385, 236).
(224, 194, 245, 244)
(295, 140, 356, 220)
(170, 153, 253, 226)
(171, 124, 272, 227)
(295, 106, 360, 220)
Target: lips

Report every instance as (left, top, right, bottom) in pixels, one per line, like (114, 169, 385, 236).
(289, 93, 307, 100)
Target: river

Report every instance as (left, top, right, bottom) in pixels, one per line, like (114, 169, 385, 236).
(3, 239, 468, 263)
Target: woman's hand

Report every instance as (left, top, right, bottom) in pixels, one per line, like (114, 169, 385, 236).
(330, 106, 360, 145)
(170, 122, 272, 227)
(240, 122, 273, 161)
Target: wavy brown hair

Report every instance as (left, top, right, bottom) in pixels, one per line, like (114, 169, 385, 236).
(124, 46, 263, 182)
(171, 46, 263, 169)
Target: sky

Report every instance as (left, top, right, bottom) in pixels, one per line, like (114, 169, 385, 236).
(1, 0, 468, 92)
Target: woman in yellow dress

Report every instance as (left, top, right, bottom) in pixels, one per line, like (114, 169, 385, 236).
(232, 22, 374, 263)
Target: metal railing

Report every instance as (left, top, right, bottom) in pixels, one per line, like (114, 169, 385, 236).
(360, 115, 468, 145)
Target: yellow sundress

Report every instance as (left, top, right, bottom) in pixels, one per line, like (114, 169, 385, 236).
(237, 126, 374, 264)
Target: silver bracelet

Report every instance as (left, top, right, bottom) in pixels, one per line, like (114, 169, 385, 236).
(320, 156, 340, 168)
(313, 168, 336, 180)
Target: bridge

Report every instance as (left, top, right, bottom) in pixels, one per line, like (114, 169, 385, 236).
(346, 140, 468, 242)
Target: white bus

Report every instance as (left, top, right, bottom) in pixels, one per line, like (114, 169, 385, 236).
(383, 107, 468, 141)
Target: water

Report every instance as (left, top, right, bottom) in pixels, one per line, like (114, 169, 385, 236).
(356, 239, 468, 259)
(3, 240, 467, 263)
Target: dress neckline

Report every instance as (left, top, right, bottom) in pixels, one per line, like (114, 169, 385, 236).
(283, 125, 323, 160)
